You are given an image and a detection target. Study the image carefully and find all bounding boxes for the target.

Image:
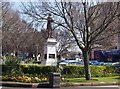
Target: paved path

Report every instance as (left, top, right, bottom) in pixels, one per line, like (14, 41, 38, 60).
(1, 85, 120, 89)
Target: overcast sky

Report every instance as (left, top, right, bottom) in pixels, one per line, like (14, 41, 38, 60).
(3, 0, 119, 3)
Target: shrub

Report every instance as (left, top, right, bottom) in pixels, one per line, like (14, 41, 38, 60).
(2, 64, 119, 78)
(61, 66, 85, 78)
(61, 65, 119, 78)
(20, 65, 57, 77)
(90, 66, 106, 77)
(2, 56, 22, 76)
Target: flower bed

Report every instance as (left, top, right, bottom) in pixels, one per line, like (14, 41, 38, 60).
(2, 76, 48, 83)
(2, 64, 120, 83)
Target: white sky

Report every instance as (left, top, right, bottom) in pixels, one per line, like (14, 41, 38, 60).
(2, 0, 120, 2)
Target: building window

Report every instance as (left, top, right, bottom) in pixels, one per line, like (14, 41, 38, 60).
(49, 54, 55, 59)
(44, 54, 47, 59)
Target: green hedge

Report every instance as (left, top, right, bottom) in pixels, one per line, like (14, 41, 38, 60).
(20, 65, 57, 76)
(62, 66, 119, 78)
(2, 65, 119, 78)
(61, 66, 85, 78)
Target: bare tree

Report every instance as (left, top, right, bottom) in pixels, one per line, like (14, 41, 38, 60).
(2, 2, 33, 56)
(21, 1, 120, 80)
(2, 2, 20, 54)
(57, 29, 76, 57)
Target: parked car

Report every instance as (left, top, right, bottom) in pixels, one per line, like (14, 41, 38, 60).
(112, 62, 120, 66)
(95, 62, 105, 65)
(89, 60, 98, 65)
(59, 60, 68, 65)
(89, 60, 105, 66)
(68, 61, 83, 66)
(59, 61, 68, 65)
(104, 62, 120, 66)
(59, 59, 83, 66)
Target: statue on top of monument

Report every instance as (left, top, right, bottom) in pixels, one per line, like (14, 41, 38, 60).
(47, 13, 54, 38)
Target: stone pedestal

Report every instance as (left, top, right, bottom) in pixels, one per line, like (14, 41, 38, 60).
(42, 38, 57, 66)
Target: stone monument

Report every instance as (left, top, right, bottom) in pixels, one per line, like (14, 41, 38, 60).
(41, 14, 57, 66)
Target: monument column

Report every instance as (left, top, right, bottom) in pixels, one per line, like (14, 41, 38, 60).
(41, 14, 57, 66)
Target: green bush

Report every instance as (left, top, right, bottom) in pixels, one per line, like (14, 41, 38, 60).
(20, 65, 57, 77)
(61, 65, 119, 78)
(2, 64, 119, 78)
(90, 66, 106, 77)
(2, 56, 22, 76)
(61, 66, 85, 78)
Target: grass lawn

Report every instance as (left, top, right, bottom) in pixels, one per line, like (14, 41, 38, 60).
(62, 76, 120, 83)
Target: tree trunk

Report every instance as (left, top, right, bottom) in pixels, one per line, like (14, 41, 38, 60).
(83, 50, 91, 80)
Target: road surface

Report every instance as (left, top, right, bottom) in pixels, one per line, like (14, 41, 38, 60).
(1, 85, 119, 89)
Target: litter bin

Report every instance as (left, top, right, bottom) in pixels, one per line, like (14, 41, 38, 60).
(49, 72, 60, 88)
